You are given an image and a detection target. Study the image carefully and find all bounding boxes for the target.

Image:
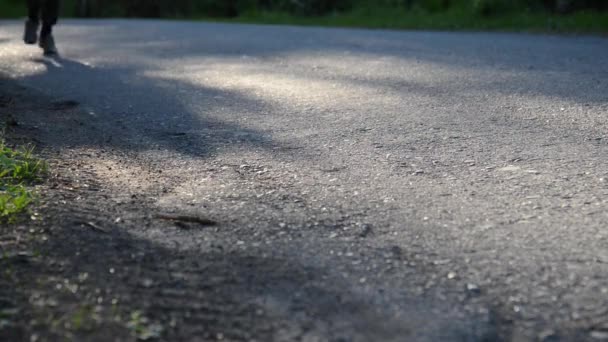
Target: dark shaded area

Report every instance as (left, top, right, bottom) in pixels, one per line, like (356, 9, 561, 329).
(4, 20, 607, 161)
(0, 104, 495, 340)
(69, 0, 608, 18)
(21, 55, 279, 160)
(50, 21, 608, 104)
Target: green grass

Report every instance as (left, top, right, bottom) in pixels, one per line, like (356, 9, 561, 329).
(227, 7, 608, 34)
(0, 143, 46, 223)
(0, 185, 33, 223)
(1, 1, 606, 34)
(0, 144, 47, 183)
(127, 311, 163, 340)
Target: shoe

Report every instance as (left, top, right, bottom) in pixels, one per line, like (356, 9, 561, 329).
(23, 20, 39, 45)
(39, 35, 58, 56)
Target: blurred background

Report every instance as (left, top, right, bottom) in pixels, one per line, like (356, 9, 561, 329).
(1, 0, 607, 32)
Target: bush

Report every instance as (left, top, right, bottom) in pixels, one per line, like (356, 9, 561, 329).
(66, 0, 608, 18)
(472, 0, 521, 16)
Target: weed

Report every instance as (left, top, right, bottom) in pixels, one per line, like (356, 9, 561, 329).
(0, 142, 46, 223)
(0, 185, 33, 223)
(127, 311, 163, 340)
(0, 144, 47, 183)
(70, 305, 98, 332)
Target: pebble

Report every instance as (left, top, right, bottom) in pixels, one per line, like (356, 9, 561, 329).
(358, 224, 373, 238)
(141, 279, 154, 288)
(538, 329, 557, 342)
(466, 283, 481, 295)
(433, 259, 451, 265)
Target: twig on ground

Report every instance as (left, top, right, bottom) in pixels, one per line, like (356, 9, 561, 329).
(153, 214, 217, 226)
(78, 221, 108, 233)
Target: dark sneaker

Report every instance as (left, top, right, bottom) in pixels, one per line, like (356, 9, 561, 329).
(23, 20, 38, 45)
(39, 35, 58, 56)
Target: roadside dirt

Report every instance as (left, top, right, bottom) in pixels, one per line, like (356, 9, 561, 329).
(0, 76, 305, 341)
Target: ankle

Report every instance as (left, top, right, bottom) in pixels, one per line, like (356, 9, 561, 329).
(40, 26, 52, 38)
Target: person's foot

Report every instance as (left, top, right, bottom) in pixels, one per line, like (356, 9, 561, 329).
(23, 20, 39, 45)
(39, 34, 58, 56)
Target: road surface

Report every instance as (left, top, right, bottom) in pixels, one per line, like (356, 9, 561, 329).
(1, 19, 608, 341)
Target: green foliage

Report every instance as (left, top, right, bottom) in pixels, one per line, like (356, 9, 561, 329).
(127, 311, 163, 340)
(2, 0, 605, 19)
(0, 0, 605, 34)
(472, 0, 524, 16)
(234, 4, 608, 33)
(60, 0, 608, 18)
(0, 185, 33, 223)
(0, 144, 47, 183)
(0, 143, 46, 223)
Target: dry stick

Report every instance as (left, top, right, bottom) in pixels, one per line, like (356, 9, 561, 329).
(80, 221, 108, 233)
(154, 214, 217, 226)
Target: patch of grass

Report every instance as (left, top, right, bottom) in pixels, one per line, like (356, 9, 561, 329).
(213, 7, 608, 34)
(127, 311, 163, 341)
(0, 185, 33, 223)
(70, 305, 98, 332)
(0, 142, 46, 223)
(0, 144, 47, 183)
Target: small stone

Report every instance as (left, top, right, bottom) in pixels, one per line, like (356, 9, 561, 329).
(358, 224, 373, 238)
(466, 283, 481, 295)
(498, 165, 521, 172)
(413, 170, 425, 175)
(447, 272, 457, 279)
(141, 279, 154, 288)
(538, 329, 558, 342)
(433, 259, 451, 265)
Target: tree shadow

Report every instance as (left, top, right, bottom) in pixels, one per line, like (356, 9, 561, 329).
(67, 20, 607, 105)
(2, 20, 604, 341)
(3, 20, 606, 162)
(19, 55, 281, 160)
(0, 195, 495, 342)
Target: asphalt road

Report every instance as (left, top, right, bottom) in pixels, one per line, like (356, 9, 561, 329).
(1, 20, 608, 341)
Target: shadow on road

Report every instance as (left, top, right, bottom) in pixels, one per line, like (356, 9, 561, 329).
(20, 55, 279, 160)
